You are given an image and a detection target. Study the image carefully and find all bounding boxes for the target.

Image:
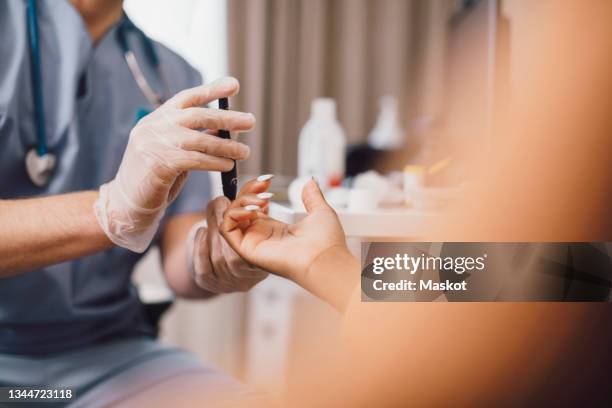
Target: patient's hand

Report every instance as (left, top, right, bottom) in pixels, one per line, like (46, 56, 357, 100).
(221, 178, 349, 286)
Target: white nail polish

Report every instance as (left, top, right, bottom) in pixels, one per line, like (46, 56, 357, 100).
(256, 192, 274, 200)
(257, 174, 274, 182)
(245, 205, 261, 211)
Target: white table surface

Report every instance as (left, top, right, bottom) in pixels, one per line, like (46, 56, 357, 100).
(269, 201, 438, 239)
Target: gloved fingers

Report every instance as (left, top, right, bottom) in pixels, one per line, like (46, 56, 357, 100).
(210, 197, 228, 222)
(194, 272, 236, 294)
(217, 238, 268, 289)
(208, 196, 232, 224)
(168, 150, 235, 173)
(206, 197, 242, 290)
(197, 218, 251, 294)
(208, 223, 263, 292)
(178, 129, 250, 160)
(193, 225, 214, 280)
(178, 107, 255, 132)
(167, 76, 240, 109)
(167, 171, 188, 204)
(210, 202, 269, 280)
(207, 218, 230, 281)
(228, 273, 268, 291)
(225, 248, 269, 279)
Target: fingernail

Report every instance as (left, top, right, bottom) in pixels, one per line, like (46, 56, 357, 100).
(311, 176, 319, 185)
(257, 174, 274, 182)
(238, 143, 251, 157)
(236, 111, 253, 120)
(219, 76, 238, 88)
(256, 192, 274, 200)
(245, 205, 261, 211)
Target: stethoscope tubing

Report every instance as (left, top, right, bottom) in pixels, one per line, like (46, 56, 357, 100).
(26, 0, 48, 156)
(116, 18, 169, 108)
(25, 1, 167, 160)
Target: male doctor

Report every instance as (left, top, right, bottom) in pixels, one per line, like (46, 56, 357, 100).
(0, 0, 269, 406)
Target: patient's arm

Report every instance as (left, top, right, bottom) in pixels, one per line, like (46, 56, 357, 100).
(0, 191, 113, 277)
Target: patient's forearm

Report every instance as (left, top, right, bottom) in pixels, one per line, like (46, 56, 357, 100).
(0, 191, 113, 277)
(300, 247, 360, 312)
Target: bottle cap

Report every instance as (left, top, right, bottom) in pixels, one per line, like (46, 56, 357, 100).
(311, 98, 336, 121)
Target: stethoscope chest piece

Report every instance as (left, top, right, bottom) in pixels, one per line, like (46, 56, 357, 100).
(25, 148, 56, 187)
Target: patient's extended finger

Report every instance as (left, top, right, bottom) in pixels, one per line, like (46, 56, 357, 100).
(235, 175, 274, 201)
(230, 193, 273, 210)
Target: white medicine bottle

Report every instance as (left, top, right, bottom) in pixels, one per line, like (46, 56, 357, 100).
(368, 96, 404, 150)
(297, 98, 347, 188)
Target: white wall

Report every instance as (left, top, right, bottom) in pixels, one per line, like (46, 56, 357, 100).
(124, 0, 228, 82)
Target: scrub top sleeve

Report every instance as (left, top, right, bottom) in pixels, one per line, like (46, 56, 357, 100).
(0, 2, 24, 114)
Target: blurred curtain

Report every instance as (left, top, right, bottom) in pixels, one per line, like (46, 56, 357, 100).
(228, 0, 452, 176)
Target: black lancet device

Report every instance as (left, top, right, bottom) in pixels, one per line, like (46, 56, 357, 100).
(218, 97, 237, 200)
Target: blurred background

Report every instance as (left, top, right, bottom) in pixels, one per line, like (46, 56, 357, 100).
(122, 0, 544, 397)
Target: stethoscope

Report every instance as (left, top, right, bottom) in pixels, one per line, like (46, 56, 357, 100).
(25, 0, 169, 187)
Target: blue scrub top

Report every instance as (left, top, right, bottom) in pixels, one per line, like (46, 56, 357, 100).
(0, 0, 211, 354)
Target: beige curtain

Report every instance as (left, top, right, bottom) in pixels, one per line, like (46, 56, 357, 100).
(228, 0, 452, 176)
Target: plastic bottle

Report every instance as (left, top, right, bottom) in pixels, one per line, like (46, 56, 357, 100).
(368, 96, 404, 150)
(297, 98, 347, 188)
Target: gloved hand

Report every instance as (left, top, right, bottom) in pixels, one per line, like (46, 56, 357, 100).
(94, 77, 254, 252)
(188, 176, 274, 292)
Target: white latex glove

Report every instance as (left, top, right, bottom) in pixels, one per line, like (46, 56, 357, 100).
(94, 77, 254, 252)
(188, 176, 274, 293)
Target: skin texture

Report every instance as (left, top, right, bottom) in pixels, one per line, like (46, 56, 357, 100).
(0, 192, 113, 277)
(69, 0, 124, 44)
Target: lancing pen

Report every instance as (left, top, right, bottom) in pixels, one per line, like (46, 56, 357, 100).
(218, 97, 238, 200)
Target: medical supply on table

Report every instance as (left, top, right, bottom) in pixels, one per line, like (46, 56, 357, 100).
(403, 165, 426, 206)
(427, 157, 451, 177)
(353, 170, 404, 206)
(298, 98, 346, 188)
(218, 97, 238, 200)
(288, 176, 310, 211)
(403, 163, 462, 210)
(368, 96, 404, 150)
(24, 0, 167, 187)
(325, 187, 350, 208)
(348, 188, 381, 212)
